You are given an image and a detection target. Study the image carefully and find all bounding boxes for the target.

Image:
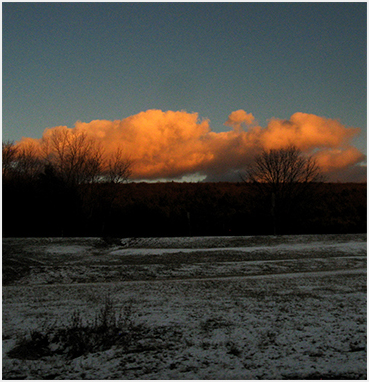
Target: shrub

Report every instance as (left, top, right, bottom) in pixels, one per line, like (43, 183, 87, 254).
(8, 297, 137, 360)
(8, 330, 50, 360)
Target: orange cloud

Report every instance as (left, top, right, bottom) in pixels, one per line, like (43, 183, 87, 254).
(313, 147, 365, 172)
(15, 109, 365, 182)
(225, 110, 255, 129)
(73, 110, 214, 179)
(261, 113, 361, 151)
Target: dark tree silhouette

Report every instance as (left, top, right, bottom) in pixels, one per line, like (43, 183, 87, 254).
(2, 134, 133, 236)
(41, 127, 105, 186)
(105, 148, 133, 184)
(244, 145, 324, 234)
(2, 141, 18, 180)
(246, 145, 322, 185)
(2, 140, 43, 182)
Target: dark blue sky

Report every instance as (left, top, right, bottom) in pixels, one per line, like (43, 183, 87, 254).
(3, 2, 367, 153)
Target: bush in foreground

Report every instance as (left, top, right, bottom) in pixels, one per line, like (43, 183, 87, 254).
(7, 297, 153, 360)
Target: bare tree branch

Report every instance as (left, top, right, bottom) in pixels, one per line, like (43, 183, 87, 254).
(244, 145, 324, 234)
(2, 141, 18, 179)
(41, 128, 106, 185)
(105, 148, 133, 183)
(246, 145, 323, 187)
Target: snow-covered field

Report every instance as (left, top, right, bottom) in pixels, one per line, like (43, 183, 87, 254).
(2, 234, 367, 379)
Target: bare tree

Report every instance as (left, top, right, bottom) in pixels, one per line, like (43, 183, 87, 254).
(16, 141, 44, 180)
(41, 128, 105, 185)
(2, 141, 18, 180)
(246, 145, 322, 192)
(3, 140, 44, 182)
(5, 130, 133, 187)
(244, 145, 323, 234)
(105, 148, 133, 183)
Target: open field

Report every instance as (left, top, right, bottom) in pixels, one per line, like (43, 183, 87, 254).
(2, 234, 367, 379)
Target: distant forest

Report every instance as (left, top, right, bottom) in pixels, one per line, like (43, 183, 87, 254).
(3, 178, 366, 237)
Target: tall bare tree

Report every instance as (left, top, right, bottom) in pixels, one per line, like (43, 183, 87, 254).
(16, 141, 44, 180)
(105, 148, 133, 183)
(2, 141, 18, 180)
(246, 145, 322, 192)
(3, 140, 43, 182)
(41, 127, 105, 185)
(244, 145, 323, 234)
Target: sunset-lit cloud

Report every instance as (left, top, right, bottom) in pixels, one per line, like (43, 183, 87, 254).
(15, 109, 366, 182)
(224, 110, 255, 129)
(75, 110, 214, 179)
(260, 113, 361, 151)
(313, 147, 365, 172)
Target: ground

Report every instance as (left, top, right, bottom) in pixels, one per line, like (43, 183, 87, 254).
(2, 234, 367, 379)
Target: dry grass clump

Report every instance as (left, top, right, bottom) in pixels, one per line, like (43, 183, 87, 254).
(7, 296, 150, 360)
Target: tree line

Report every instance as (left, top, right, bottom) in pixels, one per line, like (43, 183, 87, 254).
(3, 139, 366, 237)
(3, 127, 132, 186)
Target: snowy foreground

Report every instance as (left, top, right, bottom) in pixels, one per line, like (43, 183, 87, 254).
(2, 234, 367, 379)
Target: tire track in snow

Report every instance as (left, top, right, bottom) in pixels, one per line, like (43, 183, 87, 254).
(3, 267, 366, 290)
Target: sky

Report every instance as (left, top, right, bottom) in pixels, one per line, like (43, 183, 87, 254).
(2, 2, 367, 182)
